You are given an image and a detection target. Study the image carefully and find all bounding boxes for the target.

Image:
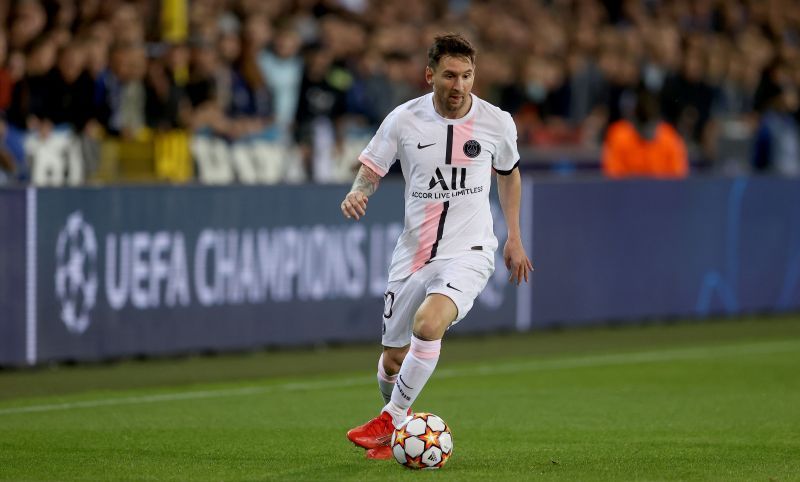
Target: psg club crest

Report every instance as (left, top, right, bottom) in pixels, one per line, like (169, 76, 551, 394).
(463, 140, 481, 158)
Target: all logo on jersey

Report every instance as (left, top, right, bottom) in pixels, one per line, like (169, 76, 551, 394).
(413, 167, 483, 199)
(463, 140, 481, 158)
(428, 167, 467, 191)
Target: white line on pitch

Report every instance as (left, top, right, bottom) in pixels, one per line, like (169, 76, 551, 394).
(0, 339, 797, 416)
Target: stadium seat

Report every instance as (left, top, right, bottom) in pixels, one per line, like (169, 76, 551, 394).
(25, 129, 84, 186)
(191, 135, 235, 184)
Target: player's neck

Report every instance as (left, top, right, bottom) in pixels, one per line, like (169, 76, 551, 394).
(433, 94, 472, 120)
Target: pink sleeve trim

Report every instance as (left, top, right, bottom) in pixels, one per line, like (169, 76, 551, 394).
(358, 154, 387, 177)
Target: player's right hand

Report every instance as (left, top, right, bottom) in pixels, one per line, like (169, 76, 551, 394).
(341, 191, 368, 220)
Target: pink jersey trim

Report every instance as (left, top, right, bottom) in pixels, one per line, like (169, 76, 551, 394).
(358, 154, 387, 177)
(452, 119, 476, 166)
(411, 202, 445, 272)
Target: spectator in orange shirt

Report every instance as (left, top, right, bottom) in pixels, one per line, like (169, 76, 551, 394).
(602, 86, 688, 179)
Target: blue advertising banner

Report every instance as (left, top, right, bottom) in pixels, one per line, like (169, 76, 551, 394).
(0, 189, 27, 365)
(30, 182, 518, 364)
(526, 176, 800, 327)
(3, 175, 799, 367)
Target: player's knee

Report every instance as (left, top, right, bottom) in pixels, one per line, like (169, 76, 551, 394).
(382, 346, 408, 375)
(382, 355, 401, 375)
(412, 312, 446, 341)
(412, 294, 457, 340)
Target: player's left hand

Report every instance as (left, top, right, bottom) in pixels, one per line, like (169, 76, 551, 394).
(503, 237, 533, 285)
(341, 190, 369, 220)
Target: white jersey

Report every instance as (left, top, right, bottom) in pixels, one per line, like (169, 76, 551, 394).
(359, 93, 520, 282)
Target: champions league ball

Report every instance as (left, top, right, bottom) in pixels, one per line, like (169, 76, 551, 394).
(391, 412, 453, 469)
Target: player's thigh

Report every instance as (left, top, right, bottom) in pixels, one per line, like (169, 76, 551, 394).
(426, 252, 494, 325)
(381, 274, 428, 348)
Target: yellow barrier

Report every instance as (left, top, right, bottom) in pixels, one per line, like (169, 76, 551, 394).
(95, 130, 192, 183)
(154, 130, 193, 182)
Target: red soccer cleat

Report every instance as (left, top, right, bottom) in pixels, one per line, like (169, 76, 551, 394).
(346, 411, 394, 449)
(365, 445, 393, 460)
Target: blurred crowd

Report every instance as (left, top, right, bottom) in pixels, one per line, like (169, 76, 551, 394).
(1, 0, 799, 184)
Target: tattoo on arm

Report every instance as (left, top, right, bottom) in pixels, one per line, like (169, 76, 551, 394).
(352, 165, 381, 196)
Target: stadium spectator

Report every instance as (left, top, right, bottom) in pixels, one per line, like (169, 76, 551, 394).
(234, 13, 273, 125)
(258, 24, 303, 138)
(712, 45, 758, 119)
(95, 41, 149, 139)
(641, 22, 681, 95)
(752, 75, 800, 176)
(294, 41, 348, 181)
(8, 0, 48, 52)
(346, 48, 385, 126)
(602, 48, 640, 129)
(566, 21, 608, 143)
(181, 23, 269, 141)
(144, 41, 187, 130)
(41, 40, 96, 132)
(183, 36, 227, 134)
(501, 54, 576, 146)
(82, 22, 112, 80)
(379, 51, 418, 118)
(660, 44, 714, 151)
(0, 30, 12, 113)
(7, 34, 58, 134)
(0, 26, 9, 180)
(1, 0, 799, 183)
(0, 120, 14, 185)
(602, 86, 689, 179)
(109, 2, 146, 45)
(216, 13, 272, 135)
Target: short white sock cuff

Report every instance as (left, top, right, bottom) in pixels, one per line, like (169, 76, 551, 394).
(383, 401, 408, 427)
(409, 336, 441, 360)
(377, 353, 397, 383)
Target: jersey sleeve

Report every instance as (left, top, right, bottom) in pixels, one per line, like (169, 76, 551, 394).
(358, 109, 400, 177)
(493, 112, 520, 175)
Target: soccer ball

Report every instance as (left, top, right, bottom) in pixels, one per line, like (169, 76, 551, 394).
(391, 412, 453, 469)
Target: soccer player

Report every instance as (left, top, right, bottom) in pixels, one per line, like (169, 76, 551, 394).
(340, 33, 533, 460)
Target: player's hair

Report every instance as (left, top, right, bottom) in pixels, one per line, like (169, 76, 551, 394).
(427, 33, 476, 69)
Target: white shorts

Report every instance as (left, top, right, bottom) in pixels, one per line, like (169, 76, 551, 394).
(381, 252, 495, 347)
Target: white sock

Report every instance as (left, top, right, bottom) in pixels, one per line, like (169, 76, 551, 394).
(383, 336, 441, 426)
(376, 353, 396, 404)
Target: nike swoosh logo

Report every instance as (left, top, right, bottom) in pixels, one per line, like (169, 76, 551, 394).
(446, 282, 462, 292)
(417, 142, 435, 149)
(399, 374, 415, 389)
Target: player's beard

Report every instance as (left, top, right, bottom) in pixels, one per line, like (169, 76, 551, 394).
(439, 90, 469, 116)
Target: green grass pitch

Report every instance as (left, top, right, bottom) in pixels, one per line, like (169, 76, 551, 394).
(1, 316, 799, 481)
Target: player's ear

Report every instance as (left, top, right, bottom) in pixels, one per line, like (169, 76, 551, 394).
(425, 65, 433, 86)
